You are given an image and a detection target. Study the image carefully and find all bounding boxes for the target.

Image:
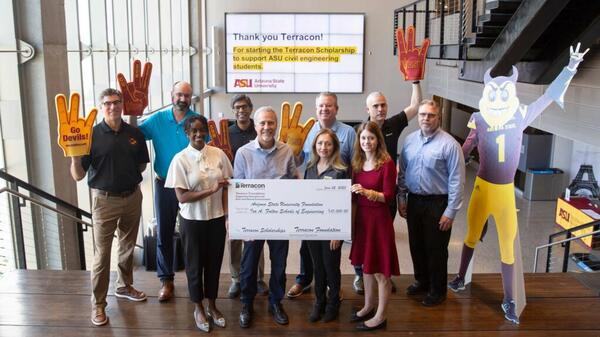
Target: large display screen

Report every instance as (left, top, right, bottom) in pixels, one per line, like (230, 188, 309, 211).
(225, 13, 365, 93)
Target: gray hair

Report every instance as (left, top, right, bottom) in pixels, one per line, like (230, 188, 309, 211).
(254, 106, 277, 123)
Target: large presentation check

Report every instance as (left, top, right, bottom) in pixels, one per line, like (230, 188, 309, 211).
(228, 179, 351, 240)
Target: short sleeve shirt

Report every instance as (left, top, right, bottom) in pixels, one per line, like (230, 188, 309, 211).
(164, 145, 233, 220)
(380, 111, 408, 164)
(228, 120, 257, 162)
(139, 107, 199, 179)
(467, 111, 527, 185)
(81, 120, 149, 192)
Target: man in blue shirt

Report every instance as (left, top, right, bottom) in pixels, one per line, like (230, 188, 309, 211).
(397, 99, 465, 306)
(139, 81, 199, 302)
(235, 106, 297, 328)
(288, 92, 357, 298)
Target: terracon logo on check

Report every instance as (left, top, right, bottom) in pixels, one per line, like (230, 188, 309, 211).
(235, 182, 266, 189)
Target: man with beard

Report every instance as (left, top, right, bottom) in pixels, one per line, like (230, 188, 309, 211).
(139, 81, 199, 301)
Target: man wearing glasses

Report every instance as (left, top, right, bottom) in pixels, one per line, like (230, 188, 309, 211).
(70, 88, 150, 326)
(227, 94, 269, 298)
(139, 81, 199, 302)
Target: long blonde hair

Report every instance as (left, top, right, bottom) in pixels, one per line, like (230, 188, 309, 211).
(351, 121, 390, 172)
(307, 128, 347, 172)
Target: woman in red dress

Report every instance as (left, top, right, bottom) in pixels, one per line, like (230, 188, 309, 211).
(349, 121, 399, 331)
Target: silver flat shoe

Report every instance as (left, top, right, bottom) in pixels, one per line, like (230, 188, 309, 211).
(207, 309, 226, 328)
(194, 308, 211, 332)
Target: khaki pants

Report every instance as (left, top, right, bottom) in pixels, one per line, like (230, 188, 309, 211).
(90, 188, 142, 308)
(229, 239, 264, 283)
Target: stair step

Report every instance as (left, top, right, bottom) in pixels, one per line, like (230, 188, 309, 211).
(479, 12, 513, 24)
(476, 25, 505, 37)
(486, 0, 523, 13)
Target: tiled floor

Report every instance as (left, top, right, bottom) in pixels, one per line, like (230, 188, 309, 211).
(218, 166, 579, 278)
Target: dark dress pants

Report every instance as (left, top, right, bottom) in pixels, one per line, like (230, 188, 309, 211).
(307, 240, 341, 308)
(179, 215, 226, 302)
(407, 194, 451, 297)
(155, 178, 179, 281)
(240, 240, 289, 305)
(295, 241, 314, 286)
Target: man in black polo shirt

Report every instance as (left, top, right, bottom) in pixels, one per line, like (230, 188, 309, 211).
(70, 88, 150, 327)
(226, 94, 268, 298)
(365, 82, 422, 167)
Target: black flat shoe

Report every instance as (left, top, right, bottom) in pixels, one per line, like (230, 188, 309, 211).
(356, 319, 387, 331)
(349, 308, 375, 323)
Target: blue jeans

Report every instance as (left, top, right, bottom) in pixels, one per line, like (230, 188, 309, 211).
(155, 178, 179, 281)
(240, 240, 289, 305)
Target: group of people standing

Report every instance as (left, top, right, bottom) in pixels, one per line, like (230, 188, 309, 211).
(72, 80, 466, 332)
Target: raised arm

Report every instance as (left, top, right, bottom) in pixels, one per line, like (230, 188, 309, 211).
(404, 81, 423, 121)
(524, 43, 589, 125)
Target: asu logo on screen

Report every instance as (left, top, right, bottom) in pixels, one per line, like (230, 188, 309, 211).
(233, 79, 253, 88)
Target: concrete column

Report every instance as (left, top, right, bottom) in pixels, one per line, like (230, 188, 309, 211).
(15, 0, 81, 270)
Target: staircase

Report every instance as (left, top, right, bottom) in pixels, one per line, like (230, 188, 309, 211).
(460, 0, 600, 83)
(465, 0, 522, 49)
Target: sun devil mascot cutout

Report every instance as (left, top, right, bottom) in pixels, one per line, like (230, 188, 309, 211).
(449, 43, 589, 324)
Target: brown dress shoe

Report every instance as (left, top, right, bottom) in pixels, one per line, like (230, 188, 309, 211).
(158, 280, 174, 302)
(91, 306, 108, 326)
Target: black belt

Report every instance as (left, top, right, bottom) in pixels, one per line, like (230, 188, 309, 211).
(408, 193, 448, 201)
(93, 187, 137, 198)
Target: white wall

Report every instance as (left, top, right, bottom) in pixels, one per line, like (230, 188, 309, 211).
(205, 0, 421, 125)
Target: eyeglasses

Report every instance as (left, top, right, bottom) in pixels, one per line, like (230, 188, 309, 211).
(233, 104, 250, 111)
(102, 100, 122, 107)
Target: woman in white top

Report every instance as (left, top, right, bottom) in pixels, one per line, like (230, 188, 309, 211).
(165, 115, 233, 332)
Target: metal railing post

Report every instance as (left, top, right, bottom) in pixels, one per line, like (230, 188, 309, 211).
(545, 234, 553, 272)
(562, 232, 572, 272)
(75, 209, 86, 270)
(459, 0, 464, 59)
(8, 180, 26, 269)
(440, 0, 446, 58)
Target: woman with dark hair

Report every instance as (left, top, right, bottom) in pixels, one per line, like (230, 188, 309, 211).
(165, 115, 233, 332)
(305, 128, 349, 323)
(349, 121, 399, 331)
